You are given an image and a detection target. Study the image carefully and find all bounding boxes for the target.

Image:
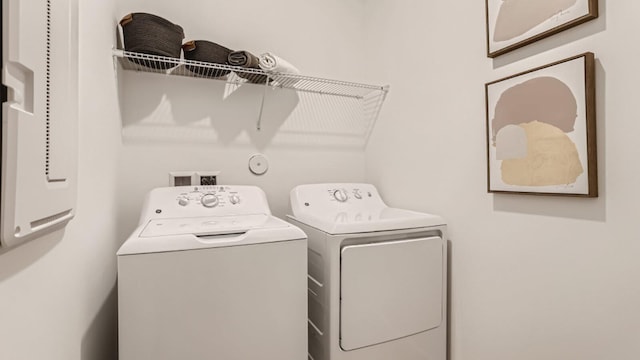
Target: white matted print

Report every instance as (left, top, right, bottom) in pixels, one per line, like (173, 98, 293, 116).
(485, 53, 597, 197)
(486, 0, 598, 57)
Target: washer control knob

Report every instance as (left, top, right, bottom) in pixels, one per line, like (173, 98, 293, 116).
(333, 189, 348, 203)
(353, 190, 362, 199)
(229, 194, 241, 205)
(178, 197, 190, 207)
(201, 193, 219, 208)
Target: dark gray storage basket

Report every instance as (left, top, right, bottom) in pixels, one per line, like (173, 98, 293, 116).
(182, 40, 233, 78)
(120, 13, 184, 70)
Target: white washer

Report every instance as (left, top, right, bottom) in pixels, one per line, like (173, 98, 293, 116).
(288, 183, 447, 360)
(117, 185, 308, 360)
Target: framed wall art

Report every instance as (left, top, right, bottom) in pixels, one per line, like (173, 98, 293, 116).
(486, 0, 598, 58)
(485, 52, 597, 197)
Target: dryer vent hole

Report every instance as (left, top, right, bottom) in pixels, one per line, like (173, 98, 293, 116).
(248, 154, 269, 175)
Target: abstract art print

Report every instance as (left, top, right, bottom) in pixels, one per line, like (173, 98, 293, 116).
(486, 0, 598, 57)
(485, 53, 597, 197)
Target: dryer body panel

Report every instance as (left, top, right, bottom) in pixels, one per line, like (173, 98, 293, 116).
(340, 236, 444, 351)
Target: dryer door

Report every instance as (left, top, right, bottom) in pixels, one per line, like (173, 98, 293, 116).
(340, 236, 443, 351)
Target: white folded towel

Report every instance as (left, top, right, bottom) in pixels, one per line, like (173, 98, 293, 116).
(258, 52, 300, 75)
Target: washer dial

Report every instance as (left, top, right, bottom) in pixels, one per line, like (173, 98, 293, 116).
(201, 193, 219, 208)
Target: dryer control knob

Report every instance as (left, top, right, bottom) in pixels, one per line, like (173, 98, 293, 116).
(333, 189, 348, 203)
(201, 194, 219, 208)
(178, 198, 190, 207)
(229, 194, 241, 205)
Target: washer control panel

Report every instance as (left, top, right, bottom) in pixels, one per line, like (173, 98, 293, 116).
(175, 186, 245, 209)
(140, 186, 271, 223)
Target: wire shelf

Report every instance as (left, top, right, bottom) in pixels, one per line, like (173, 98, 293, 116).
(113, 49, 389, 146)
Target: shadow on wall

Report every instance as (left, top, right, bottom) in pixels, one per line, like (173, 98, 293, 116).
(115, 68, 299, 150)
(113, 62, 375, 150)
(493, 59, 606, 222)
(81, 283, 118, 360)
(492, 0, 608, 69)
(0, 230, 64, 283)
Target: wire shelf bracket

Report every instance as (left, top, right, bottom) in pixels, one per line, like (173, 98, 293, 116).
(112, 49, 389, 145)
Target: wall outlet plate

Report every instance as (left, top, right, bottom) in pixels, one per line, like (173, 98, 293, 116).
(197, 171, 219, 186)
(169, 171, 221, 186)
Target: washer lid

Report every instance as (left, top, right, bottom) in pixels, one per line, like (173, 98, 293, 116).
(140, 214, 280, 237)
(117, 215, 306, 255)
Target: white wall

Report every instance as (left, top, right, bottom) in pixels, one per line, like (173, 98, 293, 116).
(364, 1, 640, 359)
(0, 1, 120, 359)
(1, 1, 369, 359)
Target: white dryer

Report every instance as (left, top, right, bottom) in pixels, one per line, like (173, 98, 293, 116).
(117, 185, 308, 360)
(288, 183, 447, 360)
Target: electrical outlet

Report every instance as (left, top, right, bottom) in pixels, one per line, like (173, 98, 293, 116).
(197, 171, 220, 186)
(169, 171, 195, 187)
(199, 175, 217, 186)
(169, 171, 220, 187)
(174, 176, 192, 186)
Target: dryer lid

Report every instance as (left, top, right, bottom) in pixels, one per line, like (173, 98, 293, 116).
(288, 183, 445, 234)
(288, 207, 444, 234)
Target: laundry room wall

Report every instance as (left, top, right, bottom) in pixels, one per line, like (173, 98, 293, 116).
(363, 1, 640, 360)
(1, 1, 372, 360)
(113, 0, 371, 241)
(0, 1, 121, 360)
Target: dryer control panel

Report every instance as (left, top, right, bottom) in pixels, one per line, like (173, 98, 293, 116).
(289, 183, 445, 234)
(291, 183, 386, 214)
(329, 186, 373, 203)
(138, 186, 272, 225)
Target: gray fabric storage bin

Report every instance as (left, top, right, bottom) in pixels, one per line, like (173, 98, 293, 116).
(182, 40, 233, 77)
(120, 13, 184, 70)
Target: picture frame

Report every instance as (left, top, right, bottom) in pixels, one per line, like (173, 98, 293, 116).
(486, 0, 598, 58)
(485, 52, 597, 197)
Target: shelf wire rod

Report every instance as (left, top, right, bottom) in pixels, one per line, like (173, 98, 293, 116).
(257, 78, 271, 131)
(363, 85, 389, 145)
